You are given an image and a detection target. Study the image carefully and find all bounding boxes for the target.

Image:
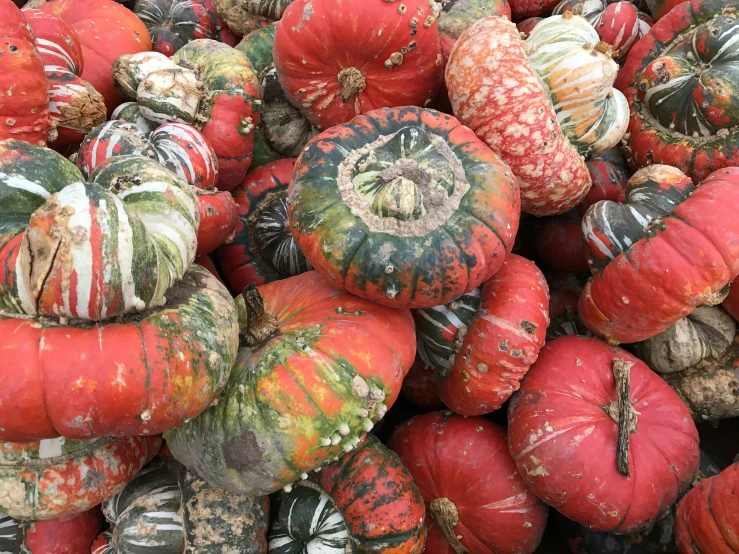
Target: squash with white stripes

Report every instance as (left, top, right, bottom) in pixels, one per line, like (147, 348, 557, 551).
(0, 508, 102, 553)
(413, 254, 549, 416)
(0, 141, 239, 441)
(98, 456, 269, 553)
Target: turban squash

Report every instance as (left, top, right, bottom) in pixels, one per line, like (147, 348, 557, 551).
(287, 106, 520, 309)
(0, 435, 160, 520)
(0, 507, 102, 553)
(269, 435, 426, 554)
(414, 254, 549, 416)
(273, 0, 443, 130)
(617, 0, 739, 182)
(112, 43, 261, 191)
(0, 0, 50, 146)
(388, 411, 548, 554)
(508, 336, 700, 533)
(165, 270, 416, 496)
(0, 142, 239, 441)
(579, 165, 739, 343)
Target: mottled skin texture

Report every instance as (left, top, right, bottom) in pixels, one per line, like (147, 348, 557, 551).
(288, 106, 520, 309)
(165, 270, 416, 496)
(0, 266, 239, 441)
(446, 17, 590, 216)
(438, 0, 512, 68)
(305, 435, 427, 554)
(1, 508, 104, 553)
(0, 435, 161, 520)
(217, 158, 310, 293)
(578, 167, 739, 344)
(273, 0, 443, 130)
(508, 336, 700, 533)
(213, 0, 292, 36)
(134, 0, 238, 57)
(430, 255, 550, 416)
(675, 462, 739, 554)
(236, 23, 276, 76)
(617, 0, 739, 182)
(102, 456, 270, 552)
(39, 0, 152, 115)
(389, 412, 548, 554)
(0, 0, 51, 147)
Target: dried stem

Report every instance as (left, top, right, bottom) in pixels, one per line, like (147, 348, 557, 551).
(428, 498, 469, 554)
(241, 284, 278, 346)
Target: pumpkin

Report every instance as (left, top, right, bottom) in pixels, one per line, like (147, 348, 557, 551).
(0, 508, 103, 554)
(633, 305, 736, 375)
(288, 106, 520, 308)
(236, 23, 318, 169)
(99, 456, 269, 553)
(77, 120, 219, 188)
(534, 210, 589, 273)
(675, 461, 739, 554)
(617, 0, 739, 182)
(195, 254, 224, 284)
(77, 121, 237, 255)
(38, 0, 152, 115)
(0, 435, 160, 520)
(165, 270, 416, 496)
(218, 158, 311, 293)
(579, 147, 630, 215)
(0, 144, 239, 441)
(508, 335, 700, 533)
(273, 0, 443, 130)
(401, 359, 443, 410)
(414, 254, 548, 416)
(579, 166, 739, 344)
(526, 14, 630, 158)
(270, 435, 426, 554)
(388, 411, 548, 554)
(547, 287, 590, 340)
(111, 101, 157, 134)
(213, 0, 293, 36)
(582, 164, 694, 274)
(133, 0, 239, 56)
(508, 0, 560, 19)
(25, 10, 106, 147)
(437, 0, 512, 68)
(112, 43, 262, 190)
(552, 0, 644, 59)
(0, 0, 51, 147)
(446, 16, 590, 216)
(661, 332, 739, 422)
(724, 279, 739, 321)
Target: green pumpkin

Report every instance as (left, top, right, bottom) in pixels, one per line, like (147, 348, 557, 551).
(101, 456, 270, 553)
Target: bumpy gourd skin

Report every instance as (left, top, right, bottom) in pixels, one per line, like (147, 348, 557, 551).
(287, 106, 520, 309)
(618, 0, 739, 182)
(165, 271, 416, 496)
(446, 16, 590, 216)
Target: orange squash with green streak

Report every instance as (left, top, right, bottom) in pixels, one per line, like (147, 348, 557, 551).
(165, 270, 416, 496)
(287, 106, 520, 309)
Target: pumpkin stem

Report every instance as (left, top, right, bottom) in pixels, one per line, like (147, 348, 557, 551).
(594, 41, 614, 58)
(428, 498, 469, 554)
(702, 283, 731, 306)
(241, 284, 278, 346)
(337, 67, 366, 103)
(605, 359, 639, 477)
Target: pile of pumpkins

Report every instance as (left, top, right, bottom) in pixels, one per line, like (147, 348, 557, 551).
(0, 0, 738, 552)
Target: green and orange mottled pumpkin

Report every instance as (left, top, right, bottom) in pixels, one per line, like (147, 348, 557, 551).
(617, 0, 739, 182)
(288, 106, 520, 309)
(165, 270, 416, 496)
(269, 435, 426, 554)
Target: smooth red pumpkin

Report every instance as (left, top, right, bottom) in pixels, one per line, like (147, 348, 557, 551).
(675, 462, 739, 554)
(388, 411, 548, 554)
(273, 0, 443, 130)
(5, 508, 104, 553)
(195, 187, 238, 256)
(0, 0, 50, 146)
(579, 167, 739, 344)
(534, 210, 589, 273)
(508, 335, 700, 533)
(401, 359, 443, 410)
(39, 0, 152, 114)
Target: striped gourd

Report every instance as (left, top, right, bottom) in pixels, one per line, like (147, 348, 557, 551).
(102, 456, 270, 552)
(212, 0, 294, 35)
(0, 141, 198, 320)
(413, 289, 482, 374)
(526, 13, 629, 157)
(582, 164, 694, 273)
(111, 102, 157, 134)
(78, 120, 219, 188)
(0, 514, 18, 553)
(269, 486, 348, 554)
